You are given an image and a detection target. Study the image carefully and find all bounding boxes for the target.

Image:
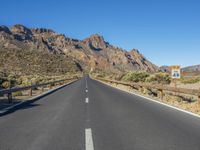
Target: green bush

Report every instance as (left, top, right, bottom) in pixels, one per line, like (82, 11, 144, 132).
(2, 81, 10, 89)
(122, 72, 149, 82)
(8, 74, 17, 81)
(146, 73, 171, 84)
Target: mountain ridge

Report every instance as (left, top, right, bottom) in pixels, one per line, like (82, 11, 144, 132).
(0, 24, 158, 74)
(182, 65, 200, 72)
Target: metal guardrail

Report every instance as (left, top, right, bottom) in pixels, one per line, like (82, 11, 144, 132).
(0, 77, 78, 103)
(97, 78, 200, 100)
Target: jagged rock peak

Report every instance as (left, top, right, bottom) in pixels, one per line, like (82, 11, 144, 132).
(83, 34, 105, 43)
(11, 24, 32, 34)
(10, 24, 55, 35)
(83, 34, 109, 50)
(130, 49, 140, 53)
(0, 25, 11, 34)
(31, 28, 55, 34)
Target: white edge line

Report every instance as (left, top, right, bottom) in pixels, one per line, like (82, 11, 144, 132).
(85, 128, 94, 150)
(95, 79, 200, 119)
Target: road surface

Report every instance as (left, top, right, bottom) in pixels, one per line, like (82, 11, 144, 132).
(0, 76, 200, 150)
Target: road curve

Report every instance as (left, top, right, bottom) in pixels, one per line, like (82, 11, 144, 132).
(0, 76, 200, 150)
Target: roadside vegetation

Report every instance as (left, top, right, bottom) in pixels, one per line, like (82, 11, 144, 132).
(0, 70, 80, 90)
(93, 71, 200, 86)
(180, 76, 200, 84)
(92, 71, 200, 115)
(0, 48, 82, 90)
(92, 71, 171, 85)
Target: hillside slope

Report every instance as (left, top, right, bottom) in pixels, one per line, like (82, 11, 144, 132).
(0, 24, 158, 74)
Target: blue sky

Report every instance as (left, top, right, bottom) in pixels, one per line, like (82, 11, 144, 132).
(0, 0, 200, 67)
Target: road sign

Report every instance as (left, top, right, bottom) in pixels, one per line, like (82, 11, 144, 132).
(171, 65, 181, 79)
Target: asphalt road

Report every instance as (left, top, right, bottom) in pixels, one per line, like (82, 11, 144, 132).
(0, 76, 200, 150)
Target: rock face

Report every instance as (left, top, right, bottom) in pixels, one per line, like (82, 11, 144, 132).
(83, 34, 108, 50)
(0, 24, 158, 73)
(159, 66, 171, 73)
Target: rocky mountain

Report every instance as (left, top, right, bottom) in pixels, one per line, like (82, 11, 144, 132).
(0, 24, 158, 75)
(182, 65, 200, 73)
(159, 66, 171, 73)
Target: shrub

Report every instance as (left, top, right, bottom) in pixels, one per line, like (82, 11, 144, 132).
(20, 76, 31, 86)
(95, 73, 106, 78)
(112, 73, 125, 80)
(8, 74, 17, 81)
(181, 76, 200, 84)
(146, 73, 171, 84)
(122, 72, 149, 82)
(2, 81, 10, 89)
(30, 75, 44, 85)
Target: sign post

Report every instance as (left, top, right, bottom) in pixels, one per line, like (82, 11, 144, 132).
(170, 65, 181, 94)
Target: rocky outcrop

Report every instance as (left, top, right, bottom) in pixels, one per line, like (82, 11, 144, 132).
(83, 34, 108, 51)
(0, 24, 158, 73)
(0, 26, 11, 34)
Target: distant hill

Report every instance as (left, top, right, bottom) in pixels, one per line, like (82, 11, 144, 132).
(182, 65, 200, 72)
(181, 65, 200, 76)
(159, 65, 200, 77)
(0, 24, 158, 75)
(159, 66, 171, 73)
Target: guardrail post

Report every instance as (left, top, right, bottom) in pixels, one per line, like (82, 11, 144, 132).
(8, 92, 12, 104)
(41, 86, 44, 92)
(49, 84, 53, 89)
(8, 80, 12, 103)
(143, 88, 151, 95)
(29, 88, 32, 96)
(143, 87, 147, 94)
(139, 86, 143, 93)
(198, 95, 200, 105)
(29, 81, 33, 96)
(158, 89, 164, 99)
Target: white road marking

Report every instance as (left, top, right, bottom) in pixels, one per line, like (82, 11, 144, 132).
(86, 89, 88, 92)
(85, 77, 88, 89)
(85, 128, 94, 150)
(85, 98, 89, 103)
(96, 79, 200, 119)
(132, 92, 200, 119)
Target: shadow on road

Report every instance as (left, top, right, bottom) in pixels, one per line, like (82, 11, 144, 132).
(0, 80, 77, 117)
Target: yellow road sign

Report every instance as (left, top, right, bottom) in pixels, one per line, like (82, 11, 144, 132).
(170, 65, 181, 79)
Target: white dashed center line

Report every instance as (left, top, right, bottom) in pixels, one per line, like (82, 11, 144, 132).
(85, 128, 94, 150)
(85, 78, 88, 89)
(85, 98, 89, 103)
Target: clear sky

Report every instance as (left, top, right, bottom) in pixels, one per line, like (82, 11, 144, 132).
(0, 0, 200, 67)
